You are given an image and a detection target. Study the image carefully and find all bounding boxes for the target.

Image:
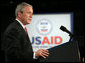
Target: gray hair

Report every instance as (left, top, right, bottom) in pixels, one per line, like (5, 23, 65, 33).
(15, 2, 33, 17)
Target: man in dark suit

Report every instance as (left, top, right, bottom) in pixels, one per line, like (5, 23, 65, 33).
(1, 2, 49, 63)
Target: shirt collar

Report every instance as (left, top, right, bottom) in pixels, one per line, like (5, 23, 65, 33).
(16, 18, 25, 29)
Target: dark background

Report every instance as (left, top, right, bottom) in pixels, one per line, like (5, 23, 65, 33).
(1, 0, 84, 62)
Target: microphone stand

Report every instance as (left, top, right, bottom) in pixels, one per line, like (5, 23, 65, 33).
(69, 34, 73, 42)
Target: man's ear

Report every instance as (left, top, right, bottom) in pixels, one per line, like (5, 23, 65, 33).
(18, 11, 22, 17)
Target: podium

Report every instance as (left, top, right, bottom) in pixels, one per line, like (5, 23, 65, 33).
(38, 41, 80, 62)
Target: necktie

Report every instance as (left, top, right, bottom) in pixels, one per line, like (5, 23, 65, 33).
(25, 27, 28, 35)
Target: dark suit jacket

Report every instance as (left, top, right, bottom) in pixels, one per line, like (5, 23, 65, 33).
(1, 20, 34, 63)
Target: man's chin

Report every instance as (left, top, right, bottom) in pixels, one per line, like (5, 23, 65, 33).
(25, 22, 30, 25)
(27, 21, 31, 24)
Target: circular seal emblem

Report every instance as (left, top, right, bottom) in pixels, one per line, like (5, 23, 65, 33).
(36, 19, 52, 35)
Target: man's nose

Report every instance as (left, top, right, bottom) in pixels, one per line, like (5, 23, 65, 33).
(29, 14, 32, 18)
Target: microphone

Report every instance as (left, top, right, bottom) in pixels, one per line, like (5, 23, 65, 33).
(60, 25, 73, 36)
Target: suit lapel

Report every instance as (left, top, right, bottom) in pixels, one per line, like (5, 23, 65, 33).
(14, 20, 31, 43)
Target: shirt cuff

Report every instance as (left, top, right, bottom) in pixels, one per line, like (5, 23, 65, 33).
(33, 52, 37, 59)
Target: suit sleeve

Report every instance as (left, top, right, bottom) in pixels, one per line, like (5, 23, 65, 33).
(1, 29, 33, 62)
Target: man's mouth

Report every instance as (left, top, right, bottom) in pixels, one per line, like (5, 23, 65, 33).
(27, 18, 32, 20)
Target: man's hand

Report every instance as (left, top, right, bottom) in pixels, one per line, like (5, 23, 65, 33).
(35, 49, 49, 59)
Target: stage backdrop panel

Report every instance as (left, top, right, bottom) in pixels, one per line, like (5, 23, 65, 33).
(25, 13, 73, 52)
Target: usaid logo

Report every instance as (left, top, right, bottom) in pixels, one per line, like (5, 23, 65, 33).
(36, 19, 52, 35)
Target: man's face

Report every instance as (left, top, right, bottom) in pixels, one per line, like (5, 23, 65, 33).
(20, 6, 33, 25)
